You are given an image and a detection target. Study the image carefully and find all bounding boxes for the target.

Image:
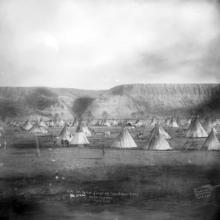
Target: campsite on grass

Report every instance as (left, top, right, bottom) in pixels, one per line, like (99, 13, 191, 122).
(1, 85, 220, 219)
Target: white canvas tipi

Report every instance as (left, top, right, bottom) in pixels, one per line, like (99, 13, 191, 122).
(186, 118, 208, 138)
(48, 120, 55, 127)
(112, 128, 137, 148)
(150, 124, 171, 139)
(146, 126, 172, 150)
(104, 131, 111, 137)
(202, 128, 220, 150)
(112, 120, 118, 126)
(68, 120, 90, 145)
(39, 120, 48, 128)
(82, 126, 92, 137)
(165, 118, 171, 126)
(150, 118, 157, 126)
(69, 132, 90, 145)
(104, 120, 111, 127)
(29, 124, 48, 134)
(169, 118, 179, 128)
(185, 119, 192, 126)
(23, 120, 33, 131)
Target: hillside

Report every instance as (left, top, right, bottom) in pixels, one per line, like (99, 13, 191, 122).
(0, 84, 220, 121)
(89, 84, 220, 118)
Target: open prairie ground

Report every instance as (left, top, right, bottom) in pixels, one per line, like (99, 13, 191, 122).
(0, 126, 220, 219)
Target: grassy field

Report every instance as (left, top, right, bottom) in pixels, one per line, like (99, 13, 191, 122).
(0, 126, 220, 219)
(0, 151, 219, 220)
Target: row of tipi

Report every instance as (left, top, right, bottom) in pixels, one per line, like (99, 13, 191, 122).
(112, 117, 220, 150)
(14, 116, 220, 150)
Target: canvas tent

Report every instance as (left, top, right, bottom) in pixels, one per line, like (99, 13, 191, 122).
(187, 119, 192, 125)
(145, 126, 172, 150)
(165, 118, 171, 126)
(22, 120, 33, 131)
(29, 124, 48, 134)
(38, 120, 48, 128)
(69, 131, 90, 145)
(55, 119, 65, 127)
(57, 124, 72, 142)
(150, 118, 157, 126)
(103, 120, 111, 127)
(104, 131, 111, 137)
(111, 127, 137, 148)
(135, 120, 144, 127)
(186, 118, 208, 138)
(67, 119, 90, 145)
(149, 124, 171, 139)
(48, 120, 55, 127)
(112, 120, 118, 126)
(202, 129, 220, 150)
(82, 126, 92, 137)
(169, 118, 179, 128)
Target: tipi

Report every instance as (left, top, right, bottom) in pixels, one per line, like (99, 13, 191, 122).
(145, 126, 172, 150)
(103, 120, 111, 127)
(48, 120, 55, 127)
(165, 118, 171, 126)
(69, 132, 89, 145)
(150, 118, 157, 126)
(69, 127, 90, 145)
(169, 118, 179, 128)
(112, 120, 118, 126)
(29, 124, 48, 134)
(82, 126, 92, 137)
(22, 120, 33, 131)
(111, 128, 137, 148)
(38, 119, 48, 128)
(202, 128, 220, 150)
(57, 124, 72, 142)
(186, 117, 208, 138)
(104, 131, 111, 137)
(150, 124, 171, 139)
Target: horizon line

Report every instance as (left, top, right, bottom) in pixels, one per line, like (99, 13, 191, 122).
(0, 83, 220, 91)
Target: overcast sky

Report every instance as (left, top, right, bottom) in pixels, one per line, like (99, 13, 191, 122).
(0, 0, 220, 89)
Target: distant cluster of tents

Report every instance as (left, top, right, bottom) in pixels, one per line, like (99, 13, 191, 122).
(9, 118, 68, 131)
(22, 120, 48, 134)
(54, 116, 220, 150)
(2, 115, 220, 150)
